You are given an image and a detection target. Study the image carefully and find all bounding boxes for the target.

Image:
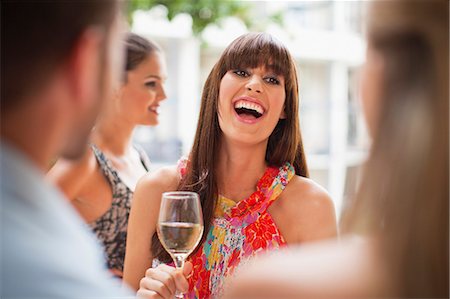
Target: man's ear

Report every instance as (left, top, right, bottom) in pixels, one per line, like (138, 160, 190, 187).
(115, 85, 124, 99)
(65, 27, 104, 109)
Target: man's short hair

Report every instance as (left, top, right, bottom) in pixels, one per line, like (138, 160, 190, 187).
(1, 0, 120, 111)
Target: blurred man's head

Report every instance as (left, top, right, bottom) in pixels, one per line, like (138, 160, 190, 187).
(1, 1, 125, 160)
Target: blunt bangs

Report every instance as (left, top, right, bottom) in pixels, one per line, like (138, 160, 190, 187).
(221, 33, 292, 78)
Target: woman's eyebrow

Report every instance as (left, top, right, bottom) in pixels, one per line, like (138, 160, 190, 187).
(145, 75, 162, 80)
(262, 64, 283, 75)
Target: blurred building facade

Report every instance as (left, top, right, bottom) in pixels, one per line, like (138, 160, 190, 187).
(131, 1, 368, 218)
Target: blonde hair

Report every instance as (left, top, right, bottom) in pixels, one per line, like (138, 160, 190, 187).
(342, 1, 449, 297)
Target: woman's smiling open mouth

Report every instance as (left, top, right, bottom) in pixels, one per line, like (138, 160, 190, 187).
(233, 98, 265, 122)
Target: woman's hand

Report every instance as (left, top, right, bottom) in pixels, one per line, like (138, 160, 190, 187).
(136, 262, 193, 299)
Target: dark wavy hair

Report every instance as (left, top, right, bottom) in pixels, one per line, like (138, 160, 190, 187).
(123, 33, 161, 82)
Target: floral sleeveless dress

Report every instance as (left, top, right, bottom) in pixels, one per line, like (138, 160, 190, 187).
(181, 161, 295, 298)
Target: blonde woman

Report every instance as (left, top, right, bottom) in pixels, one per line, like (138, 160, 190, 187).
(226, 1, 449, 297)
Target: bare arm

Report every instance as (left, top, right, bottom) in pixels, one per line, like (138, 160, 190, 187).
(123, 166, 179, 291)
(46, 148, 97, 200)
(224, 237, 384, 298)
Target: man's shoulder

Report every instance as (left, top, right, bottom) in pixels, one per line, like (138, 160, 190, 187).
(3, 202, 133, 297)
(2, 177, 133, 298)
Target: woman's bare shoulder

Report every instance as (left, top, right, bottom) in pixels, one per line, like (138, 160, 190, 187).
(283, 175, 334, 215)
(136, 165, 180, 193)
(129, 166, 180, 236)
(132, 165, 181, 210)
(273, 175, 337, 242)
(47, 146, 97, 177)
(46, 147, 98, 198)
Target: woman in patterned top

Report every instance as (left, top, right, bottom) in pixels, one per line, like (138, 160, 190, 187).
(124, 32, 337, 298)
(47, 33, 167, 278)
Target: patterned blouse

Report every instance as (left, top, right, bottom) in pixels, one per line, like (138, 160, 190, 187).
(181, 161, 295, 298)
(89, 144, 150, 276)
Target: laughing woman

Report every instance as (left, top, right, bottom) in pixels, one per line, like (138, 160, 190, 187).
(124, 33, 337, 298)
(47, 33, 167, 278)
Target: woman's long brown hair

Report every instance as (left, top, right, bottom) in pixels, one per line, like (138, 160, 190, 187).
(152, 33, 309, 262)
(341, 1, 449, 297)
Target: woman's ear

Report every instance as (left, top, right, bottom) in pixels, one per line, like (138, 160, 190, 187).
(280, 108, 287, 119)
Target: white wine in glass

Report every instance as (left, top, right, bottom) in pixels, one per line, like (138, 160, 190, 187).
(157, 191, 204, 299)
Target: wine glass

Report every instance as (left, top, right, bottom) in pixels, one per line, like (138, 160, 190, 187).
(157, 191, 204, 299)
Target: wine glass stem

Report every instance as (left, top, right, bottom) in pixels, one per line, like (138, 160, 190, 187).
(173, 255, 186, 298)
(174, 254, 185, 269)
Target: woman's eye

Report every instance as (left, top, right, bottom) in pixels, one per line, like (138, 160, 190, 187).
(145, 81, 156, 88)
(265, 77, 280, 85)
(233, 70, 249, 77)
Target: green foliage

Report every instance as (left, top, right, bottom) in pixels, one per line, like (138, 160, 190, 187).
(128, 0, 252, 35)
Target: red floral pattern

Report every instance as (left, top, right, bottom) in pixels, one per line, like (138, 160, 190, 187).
(188, 254, 211, 299)
(181, 162, 294, 298)
(244, 213, 280, 251)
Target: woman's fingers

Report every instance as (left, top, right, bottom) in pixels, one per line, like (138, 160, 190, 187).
(158, 264, 190, 294)
(136, 288, 161, 299)
(139, 266, 176, 298)
(139, 263, 192, 298)
(158, 262, 192, 293)
(183, 261, 193, 277)
(147, 266, 177, 293)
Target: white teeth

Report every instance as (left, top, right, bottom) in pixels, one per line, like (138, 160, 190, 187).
(234, 100, 264, 114)
(149, 106, 159, 113)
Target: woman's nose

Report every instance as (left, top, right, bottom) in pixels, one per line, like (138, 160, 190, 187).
(245, 76, 262, 93)
(158, 85, 167, 101)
